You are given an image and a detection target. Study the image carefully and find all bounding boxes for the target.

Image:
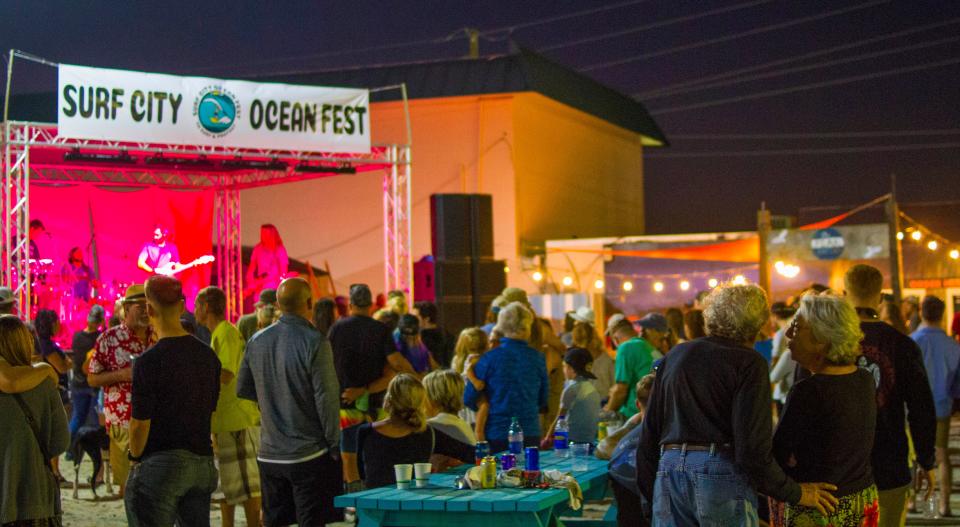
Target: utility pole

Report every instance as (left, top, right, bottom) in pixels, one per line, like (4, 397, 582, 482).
(757, 202, 772, 302)
(886, 175, 904, 302)
(466, 28, 480, 58)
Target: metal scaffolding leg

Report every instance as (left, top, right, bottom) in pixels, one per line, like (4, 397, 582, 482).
(3, 122, 32, 318)
(215, 187, 243, 322)
(382, 145, 412, 299)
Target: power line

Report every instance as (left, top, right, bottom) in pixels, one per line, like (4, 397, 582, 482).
(636, 18, 960, 99)
(669, 129, 960, 140)
(579, 0, 891, 72)
(639, 35, 959, 100)
(482, 0, 648, 36)
(644, 142, 960, 158)
(648, 56, 960, 115)
(538, 0, 773, 52)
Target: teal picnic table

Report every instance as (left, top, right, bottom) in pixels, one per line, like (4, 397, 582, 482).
(334, 450, 611, 527)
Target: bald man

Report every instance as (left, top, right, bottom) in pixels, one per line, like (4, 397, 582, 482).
(238, 277, 342, 526)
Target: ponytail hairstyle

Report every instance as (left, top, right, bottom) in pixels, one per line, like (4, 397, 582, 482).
(383, 373, 427, 432)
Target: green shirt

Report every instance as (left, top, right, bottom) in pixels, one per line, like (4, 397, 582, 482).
(211, 321, 261, 433)
(614, 336, 661, 418)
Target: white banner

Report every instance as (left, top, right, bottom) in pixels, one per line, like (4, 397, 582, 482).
(57, 64, 370, 153)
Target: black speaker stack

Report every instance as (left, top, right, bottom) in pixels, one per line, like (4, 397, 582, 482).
(427, 194, 506, 335)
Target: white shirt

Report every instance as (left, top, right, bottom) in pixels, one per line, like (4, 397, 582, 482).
(428, 412, 476, 445)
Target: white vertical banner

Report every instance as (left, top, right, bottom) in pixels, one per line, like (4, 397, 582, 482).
(57, 64, 371, 153)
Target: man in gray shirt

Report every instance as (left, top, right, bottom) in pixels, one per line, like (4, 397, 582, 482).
(237, 278, 341, 526)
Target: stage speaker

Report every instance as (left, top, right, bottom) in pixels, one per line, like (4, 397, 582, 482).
(436, 299, 475, 336)
(433, 259, 506, 302)
(430, 194, 494, 260)
(413, 258, 435, 302)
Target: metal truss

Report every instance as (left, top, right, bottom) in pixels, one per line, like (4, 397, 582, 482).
(214, 188, 243, 321)
(1, 120, 412, 317)
(383, 145, 413, 300)
(2, 122, 31, 316)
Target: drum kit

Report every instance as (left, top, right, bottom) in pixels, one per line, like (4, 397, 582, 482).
(27, 258, 128, 340)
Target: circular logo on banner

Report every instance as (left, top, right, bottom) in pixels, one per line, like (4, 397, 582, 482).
(193, 87, 240, 137)
(810, 228, 845, 260)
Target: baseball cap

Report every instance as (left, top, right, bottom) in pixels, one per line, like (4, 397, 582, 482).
(87, 305, 105, 324)
(563, 347, 597, 379)
(638, 313, 668, 333)
(398, 314, 420, 336)
(605, 313, 628, 335)
(0, 286, 15, 306)
(257, 289, 278, 306)
(501, 287, 529, 305)
(349, 283, 373, 308)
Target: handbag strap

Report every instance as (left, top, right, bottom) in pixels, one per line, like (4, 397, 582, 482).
(12, 393, 55, 471)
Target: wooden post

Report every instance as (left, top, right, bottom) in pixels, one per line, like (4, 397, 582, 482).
(886, 176, 904, 302)
(757, 204, 772, 302)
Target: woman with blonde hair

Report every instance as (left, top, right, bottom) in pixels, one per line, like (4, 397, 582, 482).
(342, 374, 473, 489)
(0, 315, 70, 526)
(451, 328, 490, 436)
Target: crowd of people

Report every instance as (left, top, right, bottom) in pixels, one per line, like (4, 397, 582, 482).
(0, 261, 959, 527)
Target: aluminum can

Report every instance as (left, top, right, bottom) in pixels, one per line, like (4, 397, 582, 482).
(475, 441, 490, 465)
(500, 453, 517, 471)
(524, 447, 540, 471)
(480, 456, 497, 489)
(597, 421, 608, 441)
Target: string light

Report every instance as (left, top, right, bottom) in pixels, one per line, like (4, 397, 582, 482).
(622, 281, 634, 292)
(562, 276, 573, 287)
(732, 275, 747, 285)
(896, 231, 904, 240)
(532, 271, 543, 282)
(503, 265, 510, 273)
(911, 230, 922, 241)
(774, 260, 801, 278)
(679, 280, 690, 291)
(927, 240, 938, 251)
(594, 279, 605, 290)
(653, 281, 664, 292)
(708, 278, 719, 288)
(951, 249, 959, 260)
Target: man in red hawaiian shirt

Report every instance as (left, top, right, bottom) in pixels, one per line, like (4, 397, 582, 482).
(88, 284, 154, 497)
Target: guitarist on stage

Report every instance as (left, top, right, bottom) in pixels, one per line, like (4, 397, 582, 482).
(137, 225, 182, 275)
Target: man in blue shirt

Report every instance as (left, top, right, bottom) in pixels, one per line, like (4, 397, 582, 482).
(911, 295, 960, 517)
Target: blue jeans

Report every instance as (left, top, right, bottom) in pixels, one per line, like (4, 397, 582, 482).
(653, 448, 758, 527)
(125, 449, 218, 527)
(68, 387, 96, 437)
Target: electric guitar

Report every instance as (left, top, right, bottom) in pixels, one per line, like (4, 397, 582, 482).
(154, 255, 216, 277)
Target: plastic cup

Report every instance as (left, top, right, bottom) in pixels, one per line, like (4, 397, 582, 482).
(571, 443, 591, 472)
(414, 462, 432, 488)
(394, 464, 413, 489)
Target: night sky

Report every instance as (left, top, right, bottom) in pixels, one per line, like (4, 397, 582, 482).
(2, 0, 958, 236)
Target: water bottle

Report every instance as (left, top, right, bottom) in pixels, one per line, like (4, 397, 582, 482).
(926, 490, 940, 519)
(508, 417, 524, 463)
(554, 415, 570, 458)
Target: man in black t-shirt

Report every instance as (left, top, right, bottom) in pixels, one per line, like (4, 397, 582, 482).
(125, 276, 221, 527)
(844, 265, 936, 527)
(328, 284, 415, 414)
(415, 301, 454, 368)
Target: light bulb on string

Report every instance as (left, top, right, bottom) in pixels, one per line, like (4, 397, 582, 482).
(679, 280, 690, 291)
(896, 231, 904, 240)
(911, 230, 922, 241)
(950, 249, 960, 260)
(594, 279, 605, 290)
(707, 278, 719, 288)
(532, 271, 543, 282)
(562, 276, 574, 287)
(622, 281, 634, 292)
(653, 281, 664, 293)
(928, 240, 938, 251)
(732, 275, 747, 285)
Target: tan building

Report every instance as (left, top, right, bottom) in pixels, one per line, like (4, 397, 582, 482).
(241, 49, 668, 293)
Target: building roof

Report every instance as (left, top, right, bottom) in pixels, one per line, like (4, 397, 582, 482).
(3, 49, 667, 146)
(258, 48, 668, 146)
